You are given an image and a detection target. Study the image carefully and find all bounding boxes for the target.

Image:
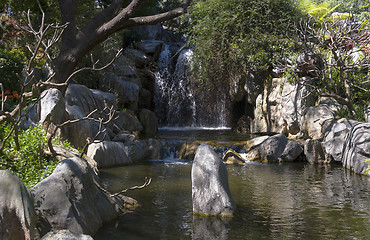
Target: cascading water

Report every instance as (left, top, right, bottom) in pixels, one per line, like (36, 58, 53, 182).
(154, 44, 230, 128)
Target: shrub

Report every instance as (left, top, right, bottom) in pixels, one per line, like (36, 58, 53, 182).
(0, 124, 72, 188)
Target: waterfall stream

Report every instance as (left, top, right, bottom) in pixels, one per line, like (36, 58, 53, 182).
(154, 44, 230, 128)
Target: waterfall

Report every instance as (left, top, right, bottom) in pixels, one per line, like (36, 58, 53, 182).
(154, 44, 230, 128)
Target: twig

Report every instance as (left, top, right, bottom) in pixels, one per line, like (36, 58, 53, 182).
(110, 177, 152, 197)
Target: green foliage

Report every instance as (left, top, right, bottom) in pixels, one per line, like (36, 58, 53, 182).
(187, 0, 304, 91)
(298, 0, 340, 22)
(0, 124, 72, 188)
(0, 47, 24, 91)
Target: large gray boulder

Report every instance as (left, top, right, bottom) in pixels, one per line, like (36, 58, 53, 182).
(65, 84, 116, 118)
(0, 170, 39, 240)
(124, 48, 152, 67)
(39, 88, 67, 127)
(32, 157, 120, 236)
(112, 110, 143, 133)
(301, 104, 335, 140)
(323, 118, 358, 162)
(41, 230, 93, 240)
(100, 73, 139, 109)
(342, 123, 370, 176)
(243, 134, 303, 162)
(87, 141, 132, 168)
(191, 144, 235, 217)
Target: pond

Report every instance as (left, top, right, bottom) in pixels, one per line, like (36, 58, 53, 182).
(95, 161, 370, 240)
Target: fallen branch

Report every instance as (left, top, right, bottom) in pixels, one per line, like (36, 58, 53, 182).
(110, 177, 152, 197)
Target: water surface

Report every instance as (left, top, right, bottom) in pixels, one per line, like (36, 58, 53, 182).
(95, 162, 370, 240)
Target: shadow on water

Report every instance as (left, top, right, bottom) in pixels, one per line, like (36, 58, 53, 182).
(94, 162, 370, 240)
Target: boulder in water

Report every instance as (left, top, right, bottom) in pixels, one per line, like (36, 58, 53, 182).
(41, 230, 93, 240)
(342, 123, 370, 176)
(191, 144, 235, 217)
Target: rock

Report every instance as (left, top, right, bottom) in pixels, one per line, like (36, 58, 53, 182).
(323, 118, 358, 162)
(233, 115, 252, 134)
(65, 84, 116, 118)
(229, 73, 246, 102)
(139, 109, 158, 137)
(111, 55, 138, 78)
(122, 141, 151, 162)
(32, 157, 120, 236)
(137, 40, 163, 56)
(100, 73, 139, 108)
(342, 123, 370, 176)
(304, 139, 329, 164)
(365, 105, 370, 122)
(124, 48, 152, 67)
(179, 141, 201, 160)
(295, 52, 323, 77)
(301, 104, 335, 140)
(41, 229, 93, 240)
(243, 72, 264, 106)
(112, 110, 143, 133)
(251, 77, 314, 135)
(223, 149, 245, 164)
(64, 104, 94, 149)
(39, 88, 67, 127)
(112, 130, 136, 143)
(0, 170, 39, 240)
(279, 140, 303, 162)
(87, 141, 132, 168)
(138, 88, 152, 109)
(141, 138, 162, 159)
(191, 144, 235, 217)
(243, 134, 302, 162)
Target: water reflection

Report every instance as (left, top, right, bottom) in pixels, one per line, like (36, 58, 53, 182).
(95, 163, 370, 240)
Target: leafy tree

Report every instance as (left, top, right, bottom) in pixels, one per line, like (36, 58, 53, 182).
(1, 0, 192, 89)
(187, 0, 304, 96)
(291, 16, 370, 120)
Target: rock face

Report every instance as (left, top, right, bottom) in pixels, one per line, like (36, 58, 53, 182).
(0, 170, 39, 240)
(191, 144, 235, 217)
(41, 230, 93, 240)
(251, 77, 314, 135)
(342, 123, 370, 176)
(87, 141, 132, 168)
(323, 118, 358, 162)
(301, 104, 335, 140)
(304, 139, 329, 164)
(32, 157, 119, 236)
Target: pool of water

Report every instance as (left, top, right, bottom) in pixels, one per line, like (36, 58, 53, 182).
(95, 161, 370, 240)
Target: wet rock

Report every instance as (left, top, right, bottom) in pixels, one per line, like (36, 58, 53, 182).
(192, 144, 235, 217)
(139, 109, 158, 138)
(301, 105, 335, 140)
(304, 139, 330, 164)
(137, 40, 163, 56)
(279, 140, 303, 162)
(0, 170, 39, 240)
(223, 149, 245, 164)
(342, 123, 370, 176)
(41, 229, 93, 240)
(179, 141, 201, 160)
(32, 157, 120, 236)
(87, 141, 132, 168)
